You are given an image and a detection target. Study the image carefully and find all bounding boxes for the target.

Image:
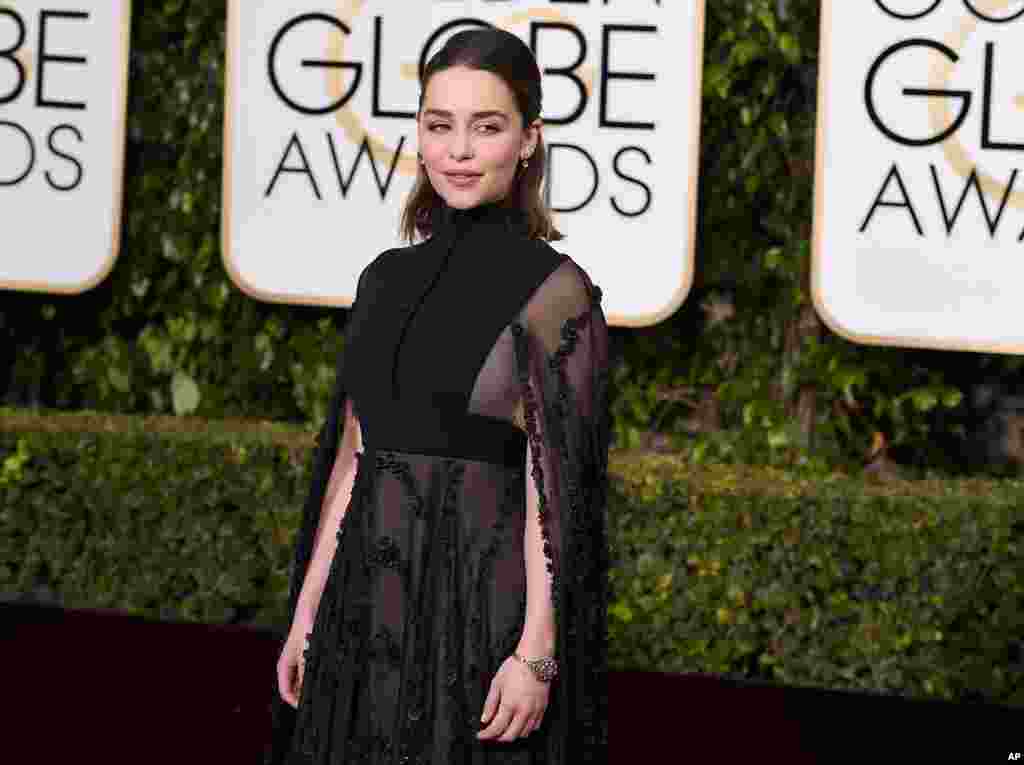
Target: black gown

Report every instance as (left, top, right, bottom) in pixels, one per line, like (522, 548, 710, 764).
(265, 199, 611, 764)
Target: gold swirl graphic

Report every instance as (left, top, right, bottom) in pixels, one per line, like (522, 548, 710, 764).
(323, 1, 594, 177)
(0, 1, 33, 83)
(929, 0, 1024, 208)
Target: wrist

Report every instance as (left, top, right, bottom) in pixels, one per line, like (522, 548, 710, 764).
(515, 631, 555, 658)
(511, 650, 559, 683)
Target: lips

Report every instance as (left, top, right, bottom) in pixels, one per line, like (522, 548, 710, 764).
(445, 172, 482, 179)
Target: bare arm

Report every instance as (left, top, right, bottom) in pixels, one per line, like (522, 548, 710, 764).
(292, 397, 363, 626)
(516, 434, 556, 658)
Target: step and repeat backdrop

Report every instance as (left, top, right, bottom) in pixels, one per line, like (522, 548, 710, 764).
(222, 0, 705, 326)
(0, 1, 132, 294)
(4, 1, 1024, 351)
(813, 0, 1024, 353)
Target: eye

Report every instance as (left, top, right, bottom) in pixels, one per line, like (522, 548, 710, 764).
(478, 124, 501, 134)
(427, 123, 450, 133)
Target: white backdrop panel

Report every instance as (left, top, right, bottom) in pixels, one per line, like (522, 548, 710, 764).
(814, 0, 1024, 352)
(0, 1, 132, 294)
(223, 1, 706, 326)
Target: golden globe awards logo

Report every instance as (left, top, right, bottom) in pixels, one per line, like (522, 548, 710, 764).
(0, 6, 87, 192)
(861, 0, 1024, 238)
(812, 0, 1024, 353)
(262, 6, 660, 212)
(223, 1, 705, 324)
(0, 1, 132, 293)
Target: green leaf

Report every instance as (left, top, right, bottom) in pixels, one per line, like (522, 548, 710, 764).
(108, 367, 131, 394)
(610, 602, 634, 624)
(171, 371, 201, 415)
(779, 33, 800, 62)
(911, 390, 939, 412)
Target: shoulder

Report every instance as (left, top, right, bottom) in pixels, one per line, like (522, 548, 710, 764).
(521, 235, 595, 286)
(520, 246, 602, 332)
(496, 233, 576, 306)
(531, 246, 598, 307)
(518, 232, 566, 262)
(358, 243, 419, 284)
(370, 243, 419, 269)
(505, 232, 572, 283)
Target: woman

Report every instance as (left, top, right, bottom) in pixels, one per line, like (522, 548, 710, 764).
(266, 27, 611, 764)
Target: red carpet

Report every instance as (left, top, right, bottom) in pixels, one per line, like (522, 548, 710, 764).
(5, 602, 1019, 763)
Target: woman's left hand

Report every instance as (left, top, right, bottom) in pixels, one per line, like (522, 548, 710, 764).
(476, 655, 550, 741)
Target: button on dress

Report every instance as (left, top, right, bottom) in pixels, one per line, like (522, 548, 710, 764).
(266, 199, 611, 764)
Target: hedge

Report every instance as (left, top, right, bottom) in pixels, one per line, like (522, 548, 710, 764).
(3, 415, 1021, 708)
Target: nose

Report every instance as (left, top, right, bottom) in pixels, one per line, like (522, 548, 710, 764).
(449, 126, 474, 160)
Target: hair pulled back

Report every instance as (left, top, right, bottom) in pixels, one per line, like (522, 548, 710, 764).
(399, 27, 562, 243)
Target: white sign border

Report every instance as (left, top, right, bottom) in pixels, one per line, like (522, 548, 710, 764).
(0, 1, 133, 295)
(810, 0, 1024, 355)
(220, 1, 708, 326)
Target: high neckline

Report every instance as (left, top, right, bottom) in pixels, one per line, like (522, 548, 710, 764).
(431, 197, 529, 238)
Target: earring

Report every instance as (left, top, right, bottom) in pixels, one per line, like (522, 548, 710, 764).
(521, 157, 530, 169)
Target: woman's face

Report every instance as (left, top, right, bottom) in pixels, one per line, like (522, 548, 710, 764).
(418, 65, 540, 209)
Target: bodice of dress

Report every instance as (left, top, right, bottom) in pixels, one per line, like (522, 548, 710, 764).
(341, 198, 574, 468)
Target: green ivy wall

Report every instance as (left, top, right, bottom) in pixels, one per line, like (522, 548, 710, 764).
(3, 1, 1021, 475)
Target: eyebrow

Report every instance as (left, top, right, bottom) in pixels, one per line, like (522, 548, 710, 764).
(422, 109, 509, 120)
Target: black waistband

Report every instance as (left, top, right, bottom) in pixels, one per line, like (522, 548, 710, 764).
(359, 410, 526, 470)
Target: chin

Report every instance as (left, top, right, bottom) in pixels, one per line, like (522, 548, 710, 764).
(440, 189, 498, 209)
(442, 196, 479, 209)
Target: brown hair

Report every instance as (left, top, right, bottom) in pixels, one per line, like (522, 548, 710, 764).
(399, 27, 563, 244)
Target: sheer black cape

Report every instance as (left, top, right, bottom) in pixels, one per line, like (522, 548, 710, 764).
(265, 201, 611, 763)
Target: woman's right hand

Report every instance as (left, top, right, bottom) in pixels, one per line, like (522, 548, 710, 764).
(277, 623, 313, 708)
